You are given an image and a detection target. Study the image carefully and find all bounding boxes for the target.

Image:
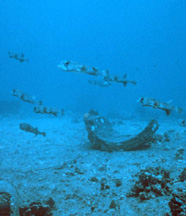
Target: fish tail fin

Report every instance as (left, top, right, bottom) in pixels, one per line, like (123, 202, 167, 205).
(131, 80, 137, 85)
(165, 109, 171, 116)
(42, 132, 46, 137)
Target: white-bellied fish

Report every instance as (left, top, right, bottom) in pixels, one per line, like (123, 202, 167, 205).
(138, 97, 182, 115)
(57, 60, 108, 77)
(34, 106, 64, 117)
(12, 89, 42, 105)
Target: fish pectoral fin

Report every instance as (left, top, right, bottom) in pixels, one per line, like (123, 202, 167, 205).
(167, 100, 173, 104)
(131, 80, 137, 85)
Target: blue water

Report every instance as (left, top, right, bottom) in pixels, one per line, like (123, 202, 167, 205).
(0, 0, 186, 117)
(1, 2, 186, 215)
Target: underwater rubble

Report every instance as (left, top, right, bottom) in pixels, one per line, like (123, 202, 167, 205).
(0, 179, 54, 216)
(19, 198, 54, 216)
(0, 192, 12, 216)
(84, 110, 159, 151)
(169, 182, 186, 216)
(0, 180, 19, 216)
(125, 165, 186, 215)
(178, 168, 186, 182)
(127, 167, 172, 201)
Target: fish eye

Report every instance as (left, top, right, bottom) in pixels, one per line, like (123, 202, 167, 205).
(64, 61, 70, 66)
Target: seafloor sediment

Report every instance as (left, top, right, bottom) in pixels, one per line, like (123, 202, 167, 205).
(0, 113, 186, 215)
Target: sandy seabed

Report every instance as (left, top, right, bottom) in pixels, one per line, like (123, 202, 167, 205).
(0, 113, 186, 216)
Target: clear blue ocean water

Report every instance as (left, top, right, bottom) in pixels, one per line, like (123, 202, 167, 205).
(1, 0, 186, 117)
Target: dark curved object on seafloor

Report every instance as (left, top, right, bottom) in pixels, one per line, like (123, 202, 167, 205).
(84, 110, 159, 152)
(0, 180, 19, 216)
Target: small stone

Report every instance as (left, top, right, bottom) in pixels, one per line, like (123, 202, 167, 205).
(109, 200, 117, 209)
(115, 179, 122, 187)
(90, 177, 99, 182)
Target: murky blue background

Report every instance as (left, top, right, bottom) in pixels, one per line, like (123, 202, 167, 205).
(0, 0, 186, 117)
